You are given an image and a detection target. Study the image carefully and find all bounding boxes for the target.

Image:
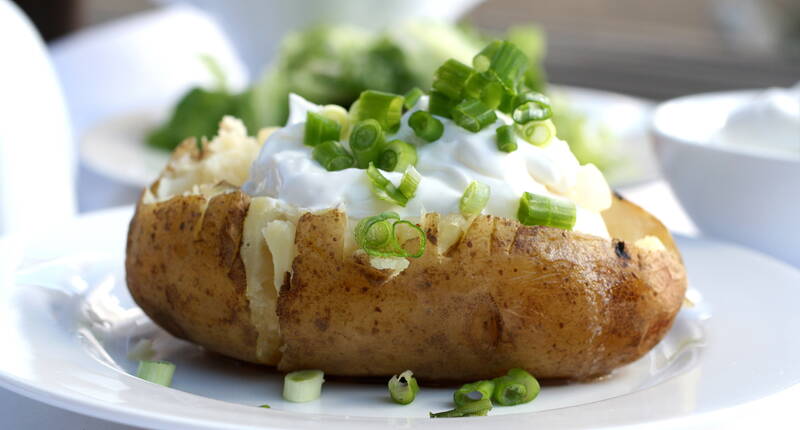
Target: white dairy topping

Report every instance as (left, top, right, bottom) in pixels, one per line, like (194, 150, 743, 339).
(717, 84, 800, 159)
(244, 94, 611, 238)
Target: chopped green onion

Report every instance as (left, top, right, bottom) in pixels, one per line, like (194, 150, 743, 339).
(430, 398, 493, 418)
(366, 163, 409, 206)
(496, 124, 518, 153)
(472, 41, 528, 92)
(432, 59, 474, 100)
(517, 192, 576, 230)
(428, 90, 457, 119)
(349, 119, 385, 168)
(312, 140, 354, 171)
(355, 211, 426, 258)
(259, 404, 271, 408)
(513, 91, 551, 108)
(403, 87, 424, 109)
(136, 360, 175, 387)
(283, 370, 324, 403)
(459, 181, 490, 217)
(452, 99, 497, 132)
(492, 368, 540, 406)
(351, 90, 404, 133)
(512, 101, 552, 124)
(515, 119, 557, 146)
(303, 111, 341, 147)
(355, 211, 398, 251)
(388, 370, 420, 405)
(453, 380, 495, 408)
(492, 376, 526, 406)
(398, 166, 421, 200)
(408, 111, 444, 143)
(480, 79, 507, 110)
(376, 139, 417, 172)
(320, 104, 350, 138)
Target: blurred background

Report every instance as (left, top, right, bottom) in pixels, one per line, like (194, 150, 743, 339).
(2, 0, 798, 248)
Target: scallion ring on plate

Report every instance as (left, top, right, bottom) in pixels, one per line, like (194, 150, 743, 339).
(283, 370, 325, 403)
(136, 360, 175, 387)
(388, 370, 420, 405)
(453, 380, 495, 407)
(430, 398, 493, 418)
(491, 368, 540, 406)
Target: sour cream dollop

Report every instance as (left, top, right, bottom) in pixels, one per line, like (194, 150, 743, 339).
(244, 94, 611, 238)
(716, 84, 800, 159)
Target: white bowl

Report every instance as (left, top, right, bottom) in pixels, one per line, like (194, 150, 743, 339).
(652, 90, 800, 267)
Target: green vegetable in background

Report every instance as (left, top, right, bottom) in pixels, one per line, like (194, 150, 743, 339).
(147, 22, 619, 180)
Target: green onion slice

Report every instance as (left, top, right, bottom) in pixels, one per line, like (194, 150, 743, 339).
(283, 370, 324, 403)
(459, 181, 490, 217)
(388, 370, 420, 405)
(513, 91, 551, 108)
(515, 119, 556, 146)
(376, 139, 417, 172)
(351, 90, 405, 133)
(136, 360, 175, 387)
(496, 124, 518, 153)
(452, 99, 497, 133)
(492, 368, 540, 406)
(398, 166, 421, 200)
(355, 211, 426, 258)
(408, 111, 444, 143)
(433, 59, 474, 100)
(259, 404, 271, 408)
(320, 104, 350, 138)
(512, 101, 552, 124)
(312, 140, 354, 171)
(304, 111, 341, 147)
(517, 192, 576, 230)
(430, 398, 493, 418)
(403, 87, 424, 110)
(453, 380, 496, 408)
(473, 41, 528, 92)
(366, 163, 409, 206)
(349, 119, 385, 169)
(428, 90, 457, 119)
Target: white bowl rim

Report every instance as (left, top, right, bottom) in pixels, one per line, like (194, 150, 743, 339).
(651, 88, 799, 164)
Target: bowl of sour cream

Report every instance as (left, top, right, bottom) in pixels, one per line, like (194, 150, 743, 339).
(652, 84, 800, 266)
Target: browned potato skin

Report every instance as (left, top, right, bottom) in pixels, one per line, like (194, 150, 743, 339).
(276, 197, 687, 381)
(127, 181, 687, 379)
(126, 190, 262, 363)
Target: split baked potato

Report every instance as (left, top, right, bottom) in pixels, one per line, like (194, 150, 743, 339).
(126, 118, 687, 381)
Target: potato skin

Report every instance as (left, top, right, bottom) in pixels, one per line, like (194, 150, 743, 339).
(276, 208, 686, 381)
(126, 190, 263, 363)
(128, 188, 687, 380)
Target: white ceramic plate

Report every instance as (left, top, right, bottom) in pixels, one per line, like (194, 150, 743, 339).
(78, 86, 656, 188)
(1, 208, 798, 429)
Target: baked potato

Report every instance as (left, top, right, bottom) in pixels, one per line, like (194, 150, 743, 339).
(126, 115, 687, 382)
